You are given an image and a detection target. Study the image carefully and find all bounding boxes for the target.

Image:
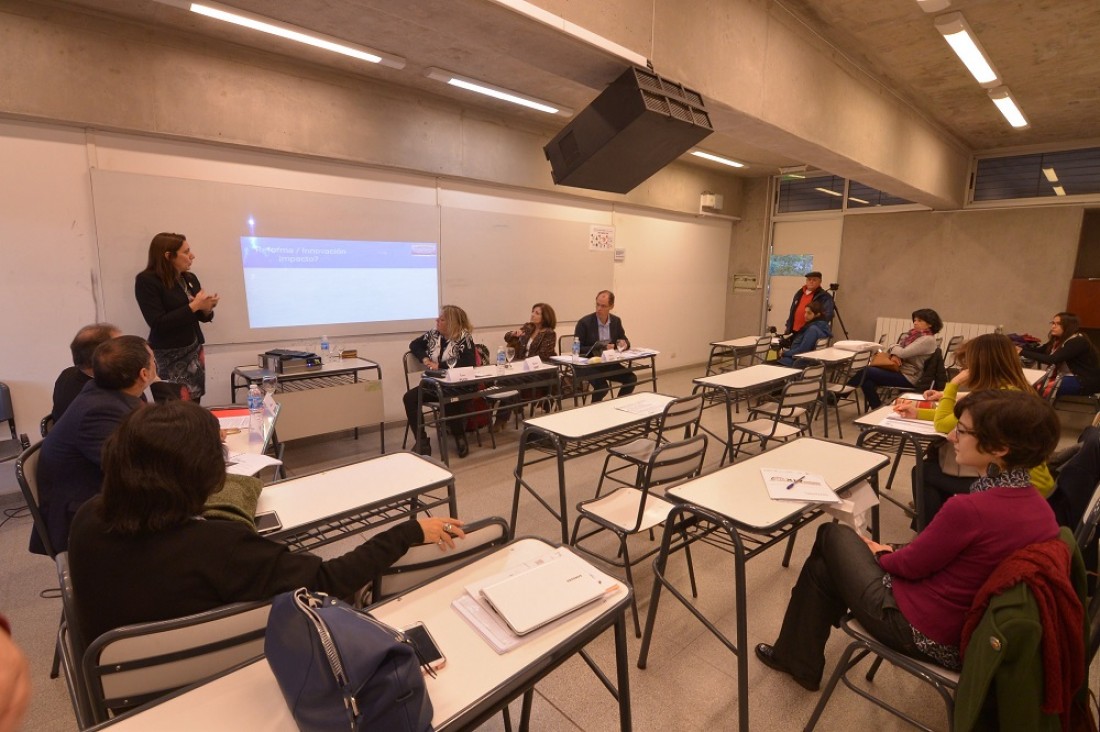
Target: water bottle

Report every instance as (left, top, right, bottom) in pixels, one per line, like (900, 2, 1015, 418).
(571, 339, 581, 362)
(320, 335, 331, 362)
(247, 384, 264, 442)
(496, 345, 506, 372)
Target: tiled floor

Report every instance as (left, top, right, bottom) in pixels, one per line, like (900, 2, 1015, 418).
(1, 366, 1096, 731)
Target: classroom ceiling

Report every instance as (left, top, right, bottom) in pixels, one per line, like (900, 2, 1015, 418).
(50, 0, 1100, 180)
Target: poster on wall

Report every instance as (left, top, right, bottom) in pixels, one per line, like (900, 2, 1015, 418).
(589, 224, 615, 251)
(768, 253, 814, 276)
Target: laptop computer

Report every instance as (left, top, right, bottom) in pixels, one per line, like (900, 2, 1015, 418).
(479, 557, 609, 636)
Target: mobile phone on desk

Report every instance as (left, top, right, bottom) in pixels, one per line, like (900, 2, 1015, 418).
(402, 622, 446, 672)
(254, 510, 282, 535)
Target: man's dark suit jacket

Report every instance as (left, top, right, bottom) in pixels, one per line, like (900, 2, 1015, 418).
(31, 380, 142, 555)
(574, 312, 629, 357)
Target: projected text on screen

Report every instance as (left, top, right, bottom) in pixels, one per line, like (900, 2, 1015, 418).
(241, 237, 439, 328)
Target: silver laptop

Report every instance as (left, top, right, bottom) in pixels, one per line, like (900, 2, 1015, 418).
(479, 558, 608, 636)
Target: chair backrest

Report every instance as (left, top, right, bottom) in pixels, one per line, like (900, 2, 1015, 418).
(779, 375, 824, 409)
(645, 434, 708, 491)
(1035, 371, 1063, 404)
(474, 343, 491, 366)
(814, 336, 830, 350)
(558, 334, 577, 355)
(832, 349, 872, 386)
(0, 382, 15, 437)
(1073, 479, 1100, 551)
(16, 442, 54, 558)
(913, 347, 946, 392)
(944, 334, 964, 361)
(370, 516, 510, 602)
(799, 363, 826, 384)
(403, 350, 426, 390)
(751, 336, 772, 364)
(82, 598, 271, 723)
(56, 552, 93, 728)
(40, 414, 54, 437)
(655, 393, 704, 442)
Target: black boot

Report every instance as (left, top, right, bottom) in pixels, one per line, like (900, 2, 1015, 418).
(415, 431, 432, 457)
(449, 424, 469, 458)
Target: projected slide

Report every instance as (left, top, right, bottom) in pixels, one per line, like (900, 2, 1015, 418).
(241, 237, 439, 328)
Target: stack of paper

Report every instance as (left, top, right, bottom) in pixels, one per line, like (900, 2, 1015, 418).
(760, 469, 840, 503)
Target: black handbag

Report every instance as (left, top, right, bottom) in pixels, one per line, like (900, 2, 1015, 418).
(265, 588, 434, 732)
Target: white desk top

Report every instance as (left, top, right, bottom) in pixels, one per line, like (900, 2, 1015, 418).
(550, 348, 659, 367)
(1022, 367, 1046, 386)
(424, 362, 558, 385)
(693, 363, 800, 390)
(215, 403, 279, 457)
(523, 392, 675, 439)
(256, 452, 452, 531)
(98, 539, 627, 732)
(798, 347, 856, 363)
(234, 357, 380, 379)
(710, 336, 763, 348)
(667, 438, 888, 531)
(855, 405, 945, 437)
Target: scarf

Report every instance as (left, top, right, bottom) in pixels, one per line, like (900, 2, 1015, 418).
(898, 327, 932, 348)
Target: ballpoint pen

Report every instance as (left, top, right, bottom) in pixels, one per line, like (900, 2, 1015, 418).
(785, 474, 807, 490)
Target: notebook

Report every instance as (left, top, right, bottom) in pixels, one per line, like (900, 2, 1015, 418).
(478, 557, 608, 636)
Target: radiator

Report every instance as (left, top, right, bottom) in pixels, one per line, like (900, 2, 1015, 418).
(874, 317, 997, 351)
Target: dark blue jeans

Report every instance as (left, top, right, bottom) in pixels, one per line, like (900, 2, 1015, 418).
(852, 366, 914, 409)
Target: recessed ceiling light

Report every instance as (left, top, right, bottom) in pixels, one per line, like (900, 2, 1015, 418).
(1042, 167, 1058, 183)
(1053, 185, 1067, 197)
(161, 1, 405, 68)
(915, 0, 951, 13)
(424, 67, 571, 115)
(691, 151, 746, 168)
(814, 187, 843, 197)
(934, 13, 999, 87)
(848, 196, 870, 205)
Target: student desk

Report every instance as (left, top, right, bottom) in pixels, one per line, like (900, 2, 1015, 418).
(551, 349, 659, 406)
(230, 357, 385, 448)
(704, 335, 769, 376)
(691, 364, 801, 464)
(257, 451, 456, 552)
(511, 393, 676, 543)
(637, 437, 889, 732)
(93, 539, 633, 732)
(854, 406, 947, 531)
(1022, 367, 1046, 386)
(417, 362, 561, 465)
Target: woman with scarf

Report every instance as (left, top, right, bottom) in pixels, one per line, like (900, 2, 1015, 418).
(1019, 312, 1100, 397)
(852, 308, 942, 409)
(755, 390, 1061, 692)
(403, 305, 477, 458)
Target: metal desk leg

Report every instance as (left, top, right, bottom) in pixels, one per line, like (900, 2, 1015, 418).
(614, 609, 633, 732)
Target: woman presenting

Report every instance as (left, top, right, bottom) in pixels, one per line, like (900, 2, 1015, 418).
(135, 233, 218, 402)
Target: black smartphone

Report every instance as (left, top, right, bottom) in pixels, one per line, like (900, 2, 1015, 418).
(254, 510, 282, 535)
(402, 622, 446, 672)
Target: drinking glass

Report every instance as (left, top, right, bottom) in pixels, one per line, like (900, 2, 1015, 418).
(446, 355, 458, 370)
(505, 346, 516, 368)
(616, 339, 628, 357)
(261, 374, 278, 397)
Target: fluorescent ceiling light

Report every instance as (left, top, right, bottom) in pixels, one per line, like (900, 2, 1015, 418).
(691, 151, 746, 168)
(814, 187, 843, 197)
(485, 0, 649, 67)
(988, 86, 1029, 128)
(424, 67, 571, 116)
(848, 196, 870, 205)
(1053, 185, 1067, 197)
(1042, 167, 1058, 183)
(915, 0, 952, 13)
(177, 1, 405, 68)
(934, 13, 999, 87)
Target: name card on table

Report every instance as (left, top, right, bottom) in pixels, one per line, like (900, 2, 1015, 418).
(445, 366, 476, 382)
(523, 356, 543, 371)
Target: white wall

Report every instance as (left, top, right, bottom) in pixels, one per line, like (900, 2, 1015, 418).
(0, 120, 733, 441)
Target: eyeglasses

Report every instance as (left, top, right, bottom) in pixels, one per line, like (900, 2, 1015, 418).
(1050, 320, 1062, 326)
(954, 422, 977, 438)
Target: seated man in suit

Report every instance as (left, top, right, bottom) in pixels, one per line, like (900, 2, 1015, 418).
(32, 335, 157, 555)
(574, 290, 637, 402)
(50, 322, 121, 423)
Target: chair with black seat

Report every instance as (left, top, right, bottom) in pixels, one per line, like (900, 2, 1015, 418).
(0, 382, 30, 464)
(805, 527, 1086, 732)
(571, 434, 708, 636)
(727, 377, 822, 463)
(593, 393, 704, 496)
(368, 516, 511, 603)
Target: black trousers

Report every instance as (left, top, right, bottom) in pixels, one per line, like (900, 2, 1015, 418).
(588, 365, 637, 402)
(771, 523, 926, 683)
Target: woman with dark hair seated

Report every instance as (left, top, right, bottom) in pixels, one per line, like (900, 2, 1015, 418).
(1019, 312, 1100, 397)
(853, 308, 943, 409)
(755, 390, 1060, 691)
(68, 401, 465, 643)
(776, 300, 832, 367)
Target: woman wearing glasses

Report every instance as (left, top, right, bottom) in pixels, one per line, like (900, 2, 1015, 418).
(1019, 312, 1100, 397)
(756, 390, 1060, 691)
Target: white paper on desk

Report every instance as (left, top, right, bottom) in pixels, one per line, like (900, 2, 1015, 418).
(217, 416, 251, 430)
(761, 469, 841, 503)
(896, 392, 927, 402)
(523, 356, 543, 371)
(614, 395, 667, 416)
(878, 414, 941, 435)
(551, 355, 589, 365)
(225, 452, 283, 476)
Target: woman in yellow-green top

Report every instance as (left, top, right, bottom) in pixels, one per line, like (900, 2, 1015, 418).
(893, 333, 1052, 527)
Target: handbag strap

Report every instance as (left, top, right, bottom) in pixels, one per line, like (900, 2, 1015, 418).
(293, 590, 359, 730)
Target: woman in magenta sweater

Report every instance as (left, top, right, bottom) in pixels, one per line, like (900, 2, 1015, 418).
(755, 389, 1060, 691)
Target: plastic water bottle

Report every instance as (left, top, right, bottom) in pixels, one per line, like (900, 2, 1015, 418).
(320, 335, 331, 362)
(496, 345, 507, 372)
(571, 339, 581, 362)
(247, 384, 264, 442)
